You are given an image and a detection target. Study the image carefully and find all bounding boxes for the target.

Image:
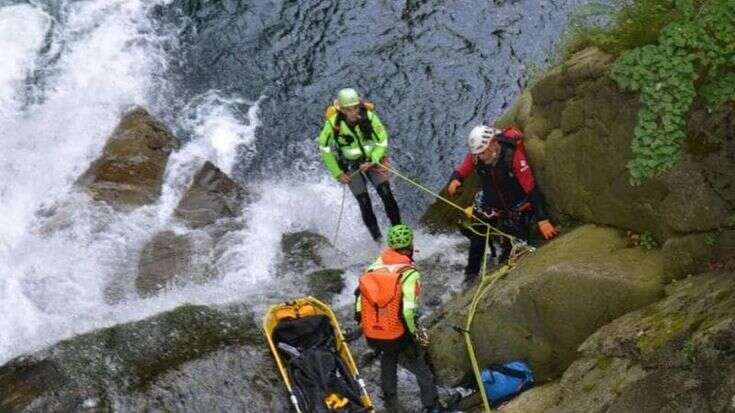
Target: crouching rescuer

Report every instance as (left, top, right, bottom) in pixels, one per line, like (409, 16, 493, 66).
(355, 225, 443, 412)
(318, 88, 401, 241)
(447, 125, 559, 282)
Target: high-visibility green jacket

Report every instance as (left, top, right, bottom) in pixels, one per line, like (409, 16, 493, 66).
(317, 111, 389, 179)
(355, 249, 421, 334)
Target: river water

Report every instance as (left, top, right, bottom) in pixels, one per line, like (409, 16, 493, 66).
(0, 0, 608, 366)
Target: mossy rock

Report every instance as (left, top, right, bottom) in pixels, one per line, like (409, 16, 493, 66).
(516, 272, 735, 412)
(662, 230, 735, 281)
(136, 231, 193, 297)
(421, 172, 479, 232)
(429, 225, 665, 384)
(77, 107, 178, 207)
(0, 304, 269, 412)
(499, 47, 731, 242)
(497, 90, 533, 131)
(306, 269, 345, 303)
(174, 161, 245, 229)
(560, 98, 585, 134)
(279, 231, 333, 274)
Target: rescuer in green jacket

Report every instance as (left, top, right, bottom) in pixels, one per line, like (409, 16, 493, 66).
(318, 88, 401, 241)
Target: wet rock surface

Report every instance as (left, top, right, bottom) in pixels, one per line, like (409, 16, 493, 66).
(135, 230, 216, 298)
(306, 269, 345, 303)
(279, 231, 334, 275)
(174, 161, 245, 229)
(0, 304, 285, 412)
(77, 107, 179, 207)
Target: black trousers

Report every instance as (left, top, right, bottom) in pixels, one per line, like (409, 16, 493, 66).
(370, 337, 437, 408)
(347, 168, 401, 240)
(460, 213, 531, 277)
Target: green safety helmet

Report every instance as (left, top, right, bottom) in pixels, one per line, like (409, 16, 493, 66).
(387, 224, 413, 249)
(336, 88, 360, 109)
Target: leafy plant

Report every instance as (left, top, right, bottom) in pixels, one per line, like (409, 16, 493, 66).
(704, 232, 718, 246)
(640, 231, 658, 249)
(610, 0, 735, 184)
(681, 338, 697, 366)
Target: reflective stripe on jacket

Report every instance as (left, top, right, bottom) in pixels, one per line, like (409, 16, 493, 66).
(318, 111, 389, 178)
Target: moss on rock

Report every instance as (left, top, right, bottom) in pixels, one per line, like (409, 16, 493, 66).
(514, 271, 735, 412)
(306, 269, 345, 303)
(0, 304, 264, 411)
(429, 225, 665, 383)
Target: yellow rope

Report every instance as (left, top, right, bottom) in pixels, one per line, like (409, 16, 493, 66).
(332, 184, 347, 245)
(378, 163, 515, 241)
(375, 162, 536, 413)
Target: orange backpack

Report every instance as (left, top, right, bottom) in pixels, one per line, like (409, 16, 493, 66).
(358, 266, 412, 341)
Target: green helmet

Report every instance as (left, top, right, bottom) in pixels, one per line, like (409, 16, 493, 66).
(336, 88, 360, 109)
(387, 224, 413, 249)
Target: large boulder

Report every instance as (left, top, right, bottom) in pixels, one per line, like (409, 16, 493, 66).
(423, 47, 734, 242)
(522, 48, 732, 241)
(135, 230, 215, 297)
(78, 107, 179, 207)
(502, 271, 735, 412)
(0, 304, 287, 412)
(279, 231, 346, 302)
(428, 225, 665, 384)
(279, 231, 335, 275)
(174, 161, 245, 229)
(662, 229, 735, 281)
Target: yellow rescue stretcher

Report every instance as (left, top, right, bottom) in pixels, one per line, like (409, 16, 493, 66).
(263, 296, 374, 413)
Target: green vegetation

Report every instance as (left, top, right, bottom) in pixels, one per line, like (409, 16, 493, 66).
(561, 0, 735, 184)
(704, 233, 717, 246)
(681, 338, 697, 366)
(640, 231, 658, 249)
(561, 1, 697, 58)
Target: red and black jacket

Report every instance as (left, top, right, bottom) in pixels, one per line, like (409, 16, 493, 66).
(450, 129, 549, 222)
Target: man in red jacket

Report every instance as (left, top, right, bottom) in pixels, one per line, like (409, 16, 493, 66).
(447, 125, 558, 282)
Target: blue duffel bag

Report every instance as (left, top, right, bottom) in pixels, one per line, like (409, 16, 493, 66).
(481, 361, 534, 407)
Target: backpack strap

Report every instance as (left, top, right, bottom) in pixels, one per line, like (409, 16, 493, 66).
(502, 144, 515, 170)
(357, 104, 374, 139)
(331, 102, 374, 144)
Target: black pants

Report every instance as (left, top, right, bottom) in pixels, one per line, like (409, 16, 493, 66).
(460, 213, 531, 278)
(347, 167, 401, 240)
(370, 337, 437, 409)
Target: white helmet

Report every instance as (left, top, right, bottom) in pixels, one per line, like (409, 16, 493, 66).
(468, 125, 501, 154)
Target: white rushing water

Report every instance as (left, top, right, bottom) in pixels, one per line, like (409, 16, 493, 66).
(0, 0, 275, 363)
(0, 0, 467, 365)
